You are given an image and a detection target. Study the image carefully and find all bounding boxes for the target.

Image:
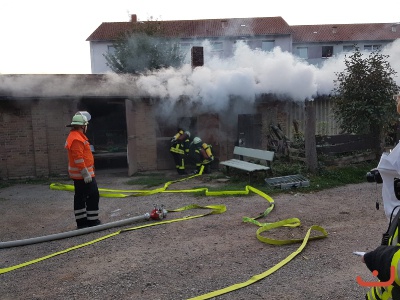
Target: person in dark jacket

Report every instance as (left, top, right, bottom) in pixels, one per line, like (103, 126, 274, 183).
(169, 128, 191, 175)
(189, 136, 214, 174)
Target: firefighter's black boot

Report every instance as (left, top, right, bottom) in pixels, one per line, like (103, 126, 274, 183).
(87, 219, 101, 227)
(76, 218, 88, 229)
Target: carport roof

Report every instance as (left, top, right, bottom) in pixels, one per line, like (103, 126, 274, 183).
(0, 74, 143, 98)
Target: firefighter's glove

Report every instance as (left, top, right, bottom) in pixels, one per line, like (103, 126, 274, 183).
(81, 168, 93, 183)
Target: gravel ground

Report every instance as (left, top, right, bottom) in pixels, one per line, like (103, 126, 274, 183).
(0, 168, 389, 299)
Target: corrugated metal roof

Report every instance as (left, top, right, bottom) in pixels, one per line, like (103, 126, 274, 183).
(86, 17, 292, 41)
(291, 23, 400, 43)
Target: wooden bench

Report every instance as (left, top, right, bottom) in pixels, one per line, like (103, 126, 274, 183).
(220, 146, 274, 180)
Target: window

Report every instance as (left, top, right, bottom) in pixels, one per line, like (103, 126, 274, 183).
(107, 45, 115, 55)
(322, 46, 333, 58)
(235, 39, 249, 45)
(211, 42, 223, 53)
(179, 43, 192, 55)
(364, 44, 381, 51)
(343, 45, 354, 52)
(297, 47, 308, 59)
(261, 40, 275, 52)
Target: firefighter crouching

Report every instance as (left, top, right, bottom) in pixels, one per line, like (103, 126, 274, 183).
(65, 111, 101, 229)
(170, 128, 191, 175)
(190, 137, 214, 174)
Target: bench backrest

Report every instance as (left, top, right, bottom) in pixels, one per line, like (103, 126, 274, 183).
(233, 146, 274, 161)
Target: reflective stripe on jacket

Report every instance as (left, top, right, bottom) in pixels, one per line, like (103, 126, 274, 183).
(65, 130, 95, 179)
(170, 143, 185, 155)
(366, 286, 385, 300)
(170, 138, 190, 155)
(365, 238, 400, 299)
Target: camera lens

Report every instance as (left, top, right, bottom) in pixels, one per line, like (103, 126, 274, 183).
(366, 172, 376, 182)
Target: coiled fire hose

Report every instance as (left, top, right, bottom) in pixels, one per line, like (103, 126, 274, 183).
(0, 168, 328, 300)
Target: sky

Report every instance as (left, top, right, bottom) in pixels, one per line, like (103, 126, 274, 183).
(0, 0, 399, 74)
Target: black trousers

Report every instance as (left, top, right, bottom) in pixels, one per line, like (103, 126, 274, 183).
(171, 152, 186, 174)
(73, 178, 100, 225)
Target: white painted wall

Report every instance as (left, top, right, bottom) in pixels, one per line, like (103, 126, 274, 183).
(89, 35, 293, 74)
(90, 41, 113, 74)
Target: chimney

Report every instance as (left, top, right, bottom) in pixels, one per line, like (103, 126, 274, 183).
(131, 14, 137, 22)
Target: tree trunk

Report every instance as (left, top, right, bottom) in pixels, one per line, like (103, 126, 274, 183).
(305, 100, 318, 173)
(370, 124, 384, 159)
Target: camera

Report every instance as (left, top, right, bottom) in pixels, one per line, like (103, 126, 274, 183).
(366, 169, 383, 183)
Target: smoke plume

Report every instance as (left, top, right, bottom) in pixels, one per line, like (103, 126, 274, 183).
(136, 39, 400, 114)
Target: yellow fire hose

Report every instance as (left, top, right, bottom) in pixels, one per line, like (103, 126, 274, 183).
(0, 168, 328, 299)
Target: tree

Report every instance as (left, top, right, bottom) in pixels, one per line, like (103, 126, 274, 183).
(332, 46, 399, 153)
(104, 19, 185, 74)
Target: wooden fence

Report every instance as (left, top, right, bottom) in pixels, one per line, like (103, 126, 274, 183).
(289, 134, 377, 166)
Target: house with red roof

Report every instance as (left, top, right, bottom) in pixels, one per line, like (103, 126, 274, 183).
(87, 14, 400, 73)
(0, 16, 399, 179)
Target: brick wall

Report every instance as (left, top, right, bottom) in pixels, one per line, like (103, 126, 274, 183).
(0, 96, 294, 179)
(135, 101, 157, 171)
(126, 99, 157, 174)
(1, 102, 35, 179)
(0, 99, 74, 179)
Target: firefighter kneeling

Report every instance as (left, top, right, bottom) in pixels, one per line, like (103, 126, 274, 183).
(190, 137, 214, 174)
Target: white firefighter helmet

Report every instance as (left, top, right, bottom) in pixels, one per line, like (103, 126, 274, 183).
(193, 137, 202, 144)
(67, 111, 91, 127)
(185, 131, 191, 138)
(76, 111, 91, 122)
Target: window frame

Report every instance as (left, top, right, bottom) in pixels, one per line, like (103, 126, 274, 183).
(297, 47, 308, 59)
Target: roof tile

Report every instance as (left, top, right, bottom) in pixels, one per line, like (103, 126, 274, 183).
(86, 17, 292, 41)
(86, 16, 400, 44)
(291, 23, 400, 42)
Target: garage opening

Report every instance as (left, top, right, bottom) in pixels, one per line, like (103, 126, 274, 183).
(78, 97, 128, 170)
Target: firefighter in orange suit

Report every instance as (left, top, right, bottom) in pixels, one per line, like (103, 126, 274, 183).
(170, 128, 191, 175)
(65, 111, 100, 229)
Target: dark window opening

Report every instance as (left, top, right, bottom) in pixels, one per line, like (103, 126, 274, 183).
(78, 98, 128, 169)
(322, 46, 333, 58)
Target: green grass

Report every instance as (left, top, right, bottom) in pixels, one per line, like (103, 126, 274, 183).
(0, 177, 56, 189)
(121, 159, 378, 196)
(206, 159, 378, 195)
(126, 173, 170, 187)
(0, 160, 378, 194)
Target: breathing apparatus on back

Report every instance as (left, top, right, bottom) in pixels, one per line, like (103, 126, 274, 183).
(193, 137, 213, 160)
(171, 129, 190, 144)
(200, 143, 213, 160)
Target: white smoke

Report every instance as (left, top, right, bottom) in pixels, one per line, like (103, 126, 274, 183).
(136, 42, 321, 109)
(136, 38, 400, 114)
(383, 38, 400, 83)
(1, 38, 399, 110)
